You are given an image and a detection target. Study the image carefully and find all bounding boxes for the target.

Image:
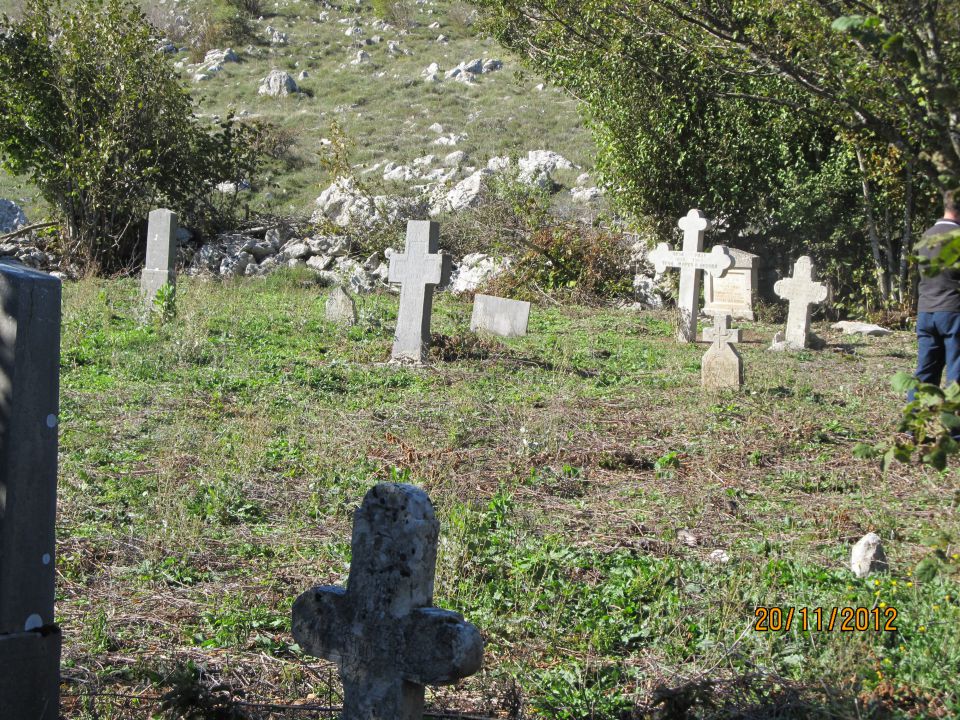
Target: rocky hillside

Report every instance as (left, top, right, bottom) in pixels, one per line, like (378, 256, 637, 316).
(0, 0, 599, 226)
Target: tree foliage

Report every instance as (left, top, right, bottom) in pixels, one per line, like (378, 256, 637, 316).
(477, 0, 956, 301)
(0, 0, 261, 272)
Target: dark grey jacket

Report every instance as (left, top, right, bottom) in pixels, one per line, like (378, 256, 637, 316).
(917, 219, 960, 313)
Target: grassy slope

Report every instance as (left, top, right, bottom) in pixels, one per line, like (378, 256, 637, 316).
(58, 274, 960, 717)
(0, 0, 594, 223)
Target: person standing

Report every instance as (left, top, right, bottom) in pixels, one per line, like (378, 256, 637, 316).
(914, 190, 960, 392)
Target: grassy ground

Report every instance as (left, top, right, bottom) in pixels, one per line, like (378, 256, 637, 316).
(56, 272, 960, 718)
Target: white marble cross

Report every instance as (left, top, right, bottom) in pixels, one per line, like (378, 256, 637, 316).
(701, 313, 743, 390)
(292, 483, 483, 720)
(774, 255, 828, 350)
(648, 209, 734, 342)
(388, 221, 451, 363)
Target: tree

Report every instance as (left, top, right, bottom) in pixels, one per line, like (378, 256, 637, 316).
(477, 0, 955, 304)
(0, 0, 261, 272)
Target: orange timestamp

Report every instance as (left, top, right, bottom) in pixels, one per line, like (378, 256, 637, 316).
(754, 606, 898, 632)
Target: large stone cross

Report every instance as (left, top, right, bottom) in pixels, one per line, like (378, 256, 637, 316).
(0, 262, 62, 719)
(648, 209, 734, 342)
(140, 208, 178, 307)
(388, 221, 452, 363)
(292, 483, 483, 720)
(774, 255, 828, 350)
(701, 313, 743, 390)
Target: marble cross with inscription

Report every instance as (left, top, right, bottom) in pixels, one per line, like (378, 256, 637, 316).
(388, 221, 452, 363)
(774, 255, 828, 350)
(701, 313, 743, 390)
(648, 209, 734, 342)
(292, 483, 483, 720)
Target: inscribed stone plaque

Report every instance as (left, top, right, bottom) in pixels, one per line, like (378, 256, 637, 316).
(470, 294, 530, 337)
(326, 286, 357, 325)
(704, 248, 758, 321)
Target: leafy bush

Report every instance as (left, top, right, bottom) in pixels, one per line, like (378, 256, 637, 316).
(371, 0, 416, 27)
(487, 223, 634, 302)
(0, 0, 261, 272)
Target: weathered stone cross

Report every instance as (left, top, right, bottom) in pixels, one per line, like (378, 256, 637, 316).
(388, 221, 452, 363)
(648, 209, 734, 343)
(774, 255, 828, 350)
(292, 483, 483, 720)
(0, 261, 62, 719)
(701, 313, 743, 390)
(140, 208, 178, 307)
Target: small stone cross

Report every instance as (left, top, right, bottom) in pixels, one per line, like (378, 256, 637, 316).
(648, 209, 734, 342)
(388, 221, 452, 363)
(701, 314, 743, 390)
(292, 483, 483, 720)
(140, 208, 178, 307)
(773, 255, 828, 350)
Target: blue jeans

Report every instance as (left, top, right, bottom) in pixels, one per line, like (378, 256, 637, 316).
(914, 311, 960, 398)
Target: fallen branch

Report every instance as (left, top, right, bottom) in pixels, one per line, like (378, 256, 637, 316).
(0, 221, 58, 243)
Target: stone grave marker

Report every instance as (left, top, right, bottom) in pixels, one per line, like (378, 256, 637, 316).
(774, 255, 828, 350)
(704, 247, 758, 321)
(326, 285, 357, 326)
(648, 209, 734, 342)
(292, 483, 483, 720)
(141, 208, 178, 307)
(388, 221, 452, 363)
(701, 313, 743, 390)
(0, 261, 61, 720)
(470, 294, 530, 337)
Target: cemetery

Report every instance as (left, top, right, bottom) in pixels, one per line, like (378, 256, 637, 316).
(1, 0, 960, 717)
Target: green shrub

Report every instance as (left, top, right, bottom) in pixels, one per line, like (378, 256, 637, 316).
(0, 0, 262, 272)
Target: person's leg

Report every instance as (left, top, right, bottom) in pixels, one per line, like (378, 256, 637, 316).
(913, 312, 945, 401)
(939, 311, 960, 387)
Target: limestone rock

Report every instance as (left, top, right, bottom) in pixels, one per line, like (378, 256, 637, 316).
(0, 200, 28, 233)
(518, 150, 574, 187)
(430, 169, 491, 215)
(258, 69, 298, 96)
(851, 532, 888, 578)
(449, 253, 511, 294)
(831, 321, 892, 337)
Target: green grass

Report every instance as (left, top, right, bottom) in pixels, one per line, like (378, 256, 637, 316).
(55, 274, 960, 718)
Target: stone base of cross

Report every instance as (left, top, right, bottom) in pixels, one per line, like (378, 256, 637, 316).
(292, 483, 483, 720)
(648, 209, 734, 343)
(701, 314, 742, 390)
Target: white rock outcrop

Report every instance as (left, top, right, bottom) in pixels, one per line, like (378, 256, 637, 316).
(258, 69, 298, 96)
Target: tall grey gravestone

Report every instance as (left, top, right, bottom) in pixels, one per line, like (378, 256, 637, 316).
(292, 483, 483, 720)
(388, 221, 452, 363)
(141, 209, 178, 307)
(701, 313, 743, 390)
(0, 262, 61, 720)
(774, 255, 828, 350)
(648, 210, 734, 343)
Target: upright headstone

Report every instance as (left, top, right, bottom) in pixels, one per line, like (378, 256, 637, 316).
(141, 209, 178, 307)
(470, 294, 530, 337)
(0, 262, 61, 720)
(388, 221, 451, 363)
(292, 483, 483, 720)
(701, 313, 743, 390)
(648, 209, 734, 342)
(704, 248, 759, 321)
(774, 256, 828, 350)
(326, 285, 358, 326)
